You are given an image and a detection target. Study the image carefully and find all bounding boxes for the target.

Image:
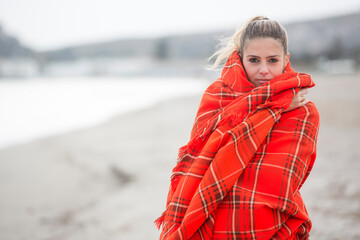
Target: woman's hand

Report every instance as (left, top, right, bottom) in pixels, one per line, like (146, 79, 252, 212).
(285, 88, 309, 112)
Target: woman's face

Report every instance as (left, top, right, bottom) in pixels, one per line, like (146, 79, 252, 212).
(242, 37, 289, 87)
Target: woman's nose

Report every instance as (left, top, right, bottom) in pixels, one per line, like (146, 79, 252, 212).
(259, 63, 269, 75)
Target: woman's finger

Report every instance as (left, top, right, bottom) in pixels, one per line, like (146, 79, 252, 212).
(302, 99, 310, 105)
(298, 88, 308, 103)
(298, 88, 308, 95)
(298, 93, 305, 102)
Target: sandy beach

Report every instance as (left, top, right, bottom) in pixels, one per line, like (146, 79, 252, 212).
(0, 73, 359, 240)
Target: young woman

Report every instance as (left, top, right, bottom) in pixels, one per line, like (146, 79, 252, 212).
(156, 16, 320, 240)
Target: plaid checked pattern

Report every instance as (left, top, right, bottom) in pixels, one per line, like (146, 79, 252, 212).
(156, 51, 320, 240)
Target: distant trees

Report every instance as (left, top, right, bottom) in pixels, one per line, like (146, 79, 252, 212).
(328, 37, 345, 60)
(155, 38, 169, 60)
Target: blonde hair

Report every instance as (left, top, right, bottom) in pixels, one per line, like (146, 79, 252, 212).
(208, 16, 288, 70)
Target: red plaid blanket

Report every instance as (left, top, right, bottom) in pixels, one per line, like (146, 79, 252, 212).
(156, 51, 320, 240)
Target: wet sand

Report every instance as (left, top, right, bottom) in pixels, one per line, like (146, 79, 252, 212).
(0, 73, 359, 239)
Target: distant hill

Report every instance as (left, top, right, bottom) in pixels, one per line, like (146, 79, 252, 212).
(0, 25, 34, 58)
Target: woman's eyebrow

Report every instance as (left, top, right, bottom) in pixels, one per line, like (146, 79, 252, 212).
(246, 55, 281, 58)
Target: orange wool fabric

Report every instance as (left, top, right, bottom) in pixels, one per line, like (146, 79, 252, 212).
(156, 51, 320, 240)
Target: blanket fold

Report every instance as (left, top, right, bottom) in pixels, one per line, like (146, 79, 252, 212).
(156, 51, 319, 240)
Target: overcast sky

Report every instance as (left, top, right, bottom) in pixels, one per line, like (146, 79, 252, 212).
(0, 0, 359, 51)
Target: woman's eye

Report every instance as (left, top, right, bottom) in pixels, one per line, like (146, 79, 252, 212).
(269, 58, 279, 63)
(249, 58, 258, 63)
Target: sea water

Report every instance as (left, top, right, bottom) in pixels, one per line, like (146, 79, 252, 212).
(0, 77, 208, 149)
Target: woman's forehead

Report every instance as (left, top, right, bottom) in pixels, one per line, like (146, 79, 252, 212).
(243, 38, 284, 56)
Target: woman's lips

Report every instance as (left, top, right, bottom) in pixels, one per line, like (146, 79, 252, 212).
(256, 79, 271, 84)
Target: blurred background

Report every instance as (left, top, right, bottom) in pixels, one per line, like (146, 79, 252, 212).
(0, 0, 359, 239)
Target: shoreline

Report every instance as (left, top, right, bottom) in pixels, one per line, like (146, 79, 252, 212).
(0, 76, 209, 150)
